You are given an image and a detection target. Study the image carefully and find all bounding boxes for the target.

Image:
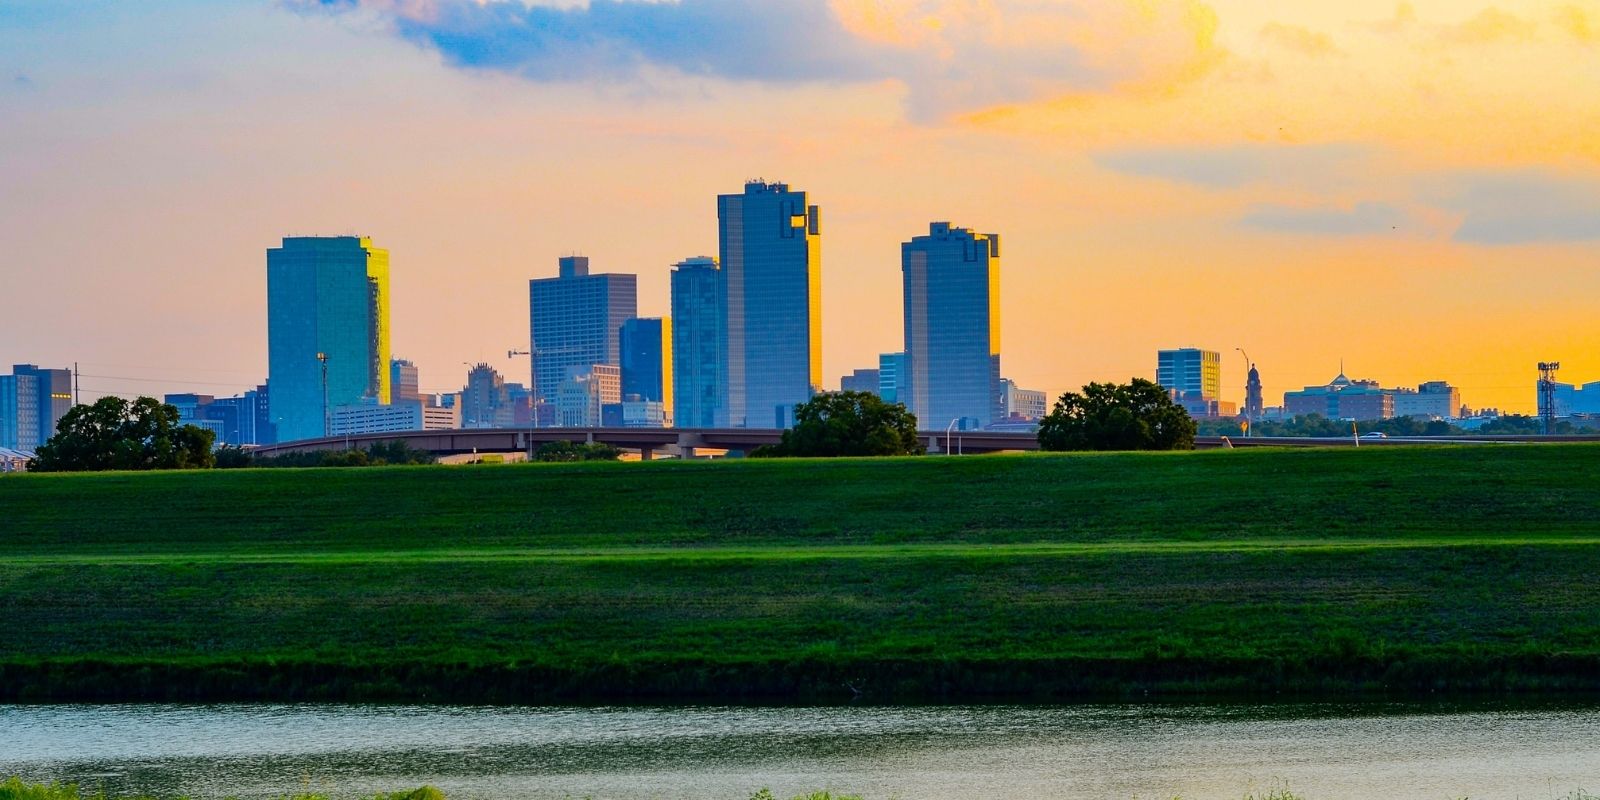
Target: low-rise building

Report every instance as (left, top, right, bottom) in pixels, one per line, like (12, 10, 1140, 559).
(841, 368, 881, 395)
(1392, 381, 1461, 419)
(1286, 372, 1458, 421)
(999, 378, 1048, 422)
(0, 446, 34, 473)
(331, 400, 459, 435)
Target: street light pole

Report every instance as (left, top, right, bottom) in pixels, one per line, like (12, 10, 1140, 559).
(1235, 347, 1252, 438)
(507, 350, 535, 460)
(317, 352, 329, 438)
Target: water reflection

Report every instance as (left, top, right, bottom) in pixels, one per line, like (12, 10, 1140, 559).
(2, 704, 1597, 800)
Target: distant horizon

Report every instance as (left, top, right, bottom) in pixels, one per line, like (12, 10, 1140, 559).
(7, 1, 1600, 414)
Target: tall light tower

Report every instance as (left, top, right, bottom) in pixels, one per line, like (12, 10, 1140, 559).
(316, 352, 330, 438)
(1538, 362, 1561, 435)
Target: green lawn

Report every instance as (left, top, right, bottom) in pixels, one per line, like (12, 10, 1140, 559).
(2, 446, 1599, 701)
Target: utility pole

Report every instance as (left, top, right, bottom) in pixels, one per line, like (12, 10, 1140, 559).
(317, 352, 329, 438)
(1235, 348, 1252, 438)
(513, 344, 587, 431)
(1538, 362, 1561, 435)
(508, 350, 535, 459)
(73, 362, 80, 406)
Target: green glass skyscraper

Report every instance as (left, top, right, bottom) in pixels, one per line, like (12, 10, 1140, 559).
(266, 236, 391, 442)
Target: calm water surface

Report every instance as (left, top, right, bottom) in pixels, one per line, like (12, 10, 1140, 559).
(2, 704, 1598, 800)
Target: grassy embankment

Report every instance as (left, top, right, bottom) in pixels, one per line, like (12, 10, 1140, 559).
(2, 446, 1600, 702)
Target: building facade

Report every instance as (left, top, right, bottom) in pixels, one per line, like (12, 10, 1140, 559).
(266, 236, 391, 443)
(878, 352, 907, 406)
(902, 222, 1001, 432)
(331, 400, 458, 435)
(718, 180, 821, 428)
(0, 364, 72, 451)
(461, 363, 516, 429)
(390, 358, 423, 404)
(1000, 378, 1048, 422)
(529, 256, 637, 412)
(1156, 349, 1222, 401)
(620, 316, 672, 426)
(670, 256, 724, 428)
(840, 368, 880, 395)
(1393, 381, 1461, 419)
(555, 364, 621, 427)
(1284, 372, 1395, 421)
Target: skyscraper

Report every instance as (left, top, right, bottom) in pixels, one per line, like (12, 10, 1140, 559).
(266, 236, 391, 442)
(0, 364, 71, 451)
(671, 256, 724, 428)
(718, 180, 820, 428)
(620, 317, 672, 425)
(902, 222, 1001, 432)
(529, 256, 637, 412)
(1156, 348, 1222, 400)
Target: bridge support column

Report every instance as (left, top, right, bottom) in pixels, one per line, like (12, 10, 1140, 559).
(639, 448, 654, 461)
(674, 432, 704, 460)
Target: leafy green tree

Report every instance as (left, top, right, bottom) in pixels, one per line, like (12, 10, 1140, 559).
(1037, 378, 1196, 451)
(1478, 414, 1575, 435)
(756, 390, 923, 457)
(32, 396, 216, 472)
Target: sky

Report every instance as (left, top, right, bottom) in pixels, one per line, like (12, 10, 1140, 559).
(3, 0, 1600, 413)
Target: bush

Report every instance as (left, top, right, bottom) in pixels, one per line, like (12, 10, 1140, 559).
(536, 440, 622, 462)
(214, 445, 254, 469)
(251, 442, 437, 468)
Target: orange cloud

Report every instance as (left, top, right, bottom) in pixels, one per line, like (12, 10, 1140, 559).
(1442, 7, 1538, 43)
(1260, 22, 1340, 57)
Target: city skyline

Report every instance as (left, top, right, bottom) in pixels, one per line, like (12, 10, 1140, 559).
(6, 2, 1600, 413)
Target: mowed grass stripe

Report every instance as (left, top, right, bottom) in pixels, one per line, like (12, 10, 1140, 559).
(6, 537, 1600, 566)
(5, 446, 1600, 556)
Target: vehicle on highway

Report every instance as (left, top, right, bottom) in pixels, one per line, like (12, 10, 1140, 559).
(1360, 431, 1389, 439)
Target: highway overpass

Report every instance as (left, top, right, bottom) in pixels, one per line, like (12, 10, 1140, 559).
(251, 428, 1600, 459)
(253, 427, 1033, 458)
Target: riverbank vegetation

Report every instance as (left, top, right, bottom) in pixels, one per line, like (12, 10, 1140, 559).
(3, 446, 1600, 702)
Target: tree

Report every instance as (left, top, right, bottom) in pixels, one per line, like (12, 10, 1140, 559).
(32, 396, 216, 472)
(755, 391, 924, 457)
(1036, 378, 1196, 451)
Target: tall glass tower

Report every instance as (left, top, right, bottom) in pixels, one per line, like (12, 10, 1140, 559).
(266, 236, 391, 443)
(529, 256, 637, 411)
(670, 256, 724, 428)
(902, 222, 1001, 432)
(718, 180, 820, 429)
(620, 317, 672, 407)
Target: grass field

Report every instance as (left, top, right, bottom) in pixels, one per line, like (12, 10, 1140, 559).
(3, 446, 1600, 702)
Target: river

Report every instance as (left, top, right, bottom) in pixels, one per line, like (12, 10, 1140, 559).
(3, 704, 1597, 800)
